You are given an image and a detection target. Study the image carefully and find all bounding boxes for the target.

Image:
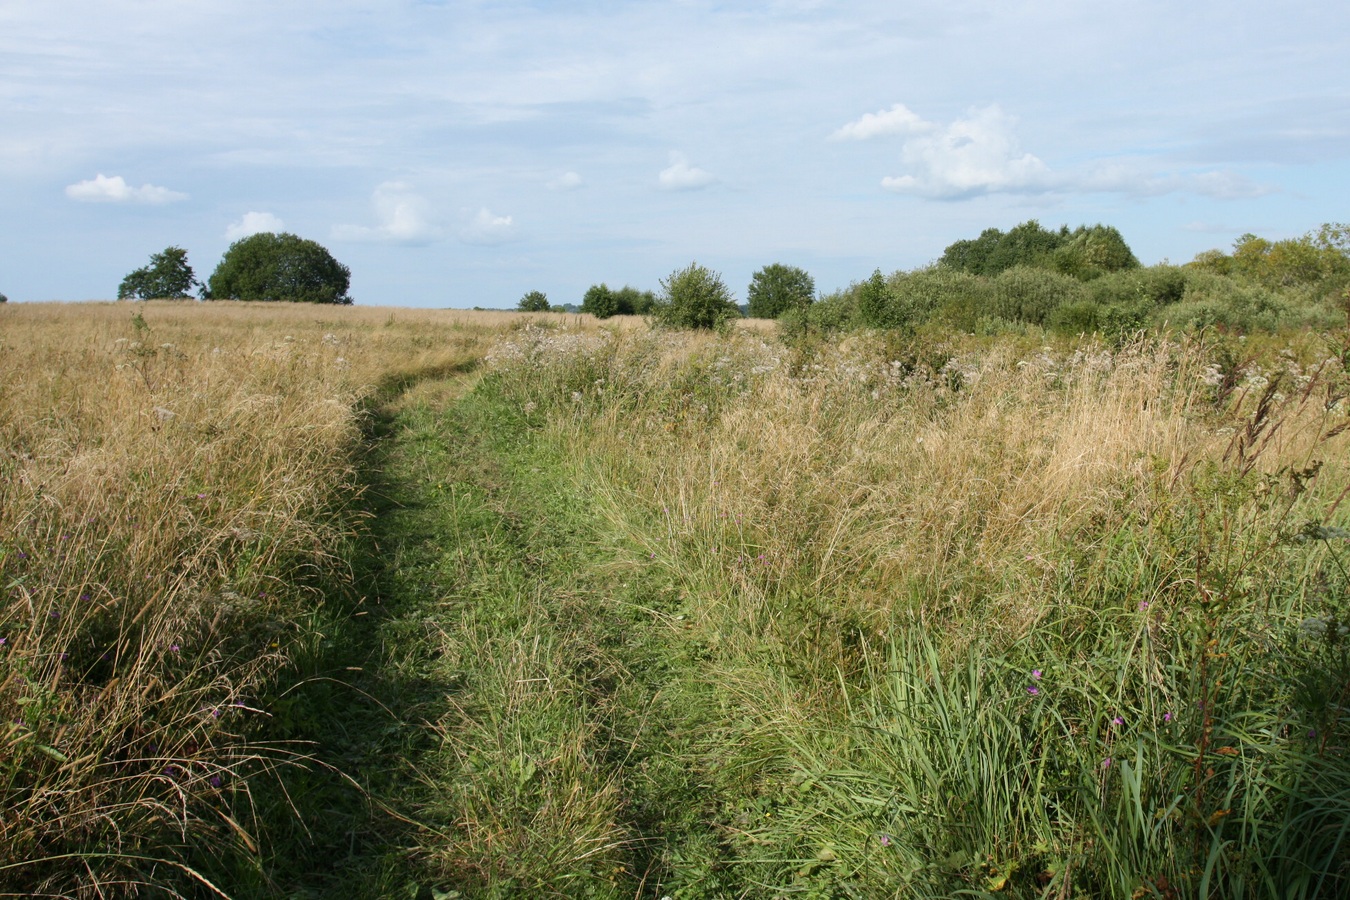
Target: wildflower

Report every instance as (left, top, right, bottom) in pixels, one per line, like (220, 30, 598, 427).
(1163, 712, 1173, 723)
(0, 638, 7, 646)
(209, 775, 223, 788)
(878, 833, 892, 847)
(1113, 716, 1124, 726)
(79, 593, 90, 601)
(1031, 669, 1042, 680)
(169, 644, 180, 653)
(1102, 758, 1113, 769)
(1027, 685, 1039, 695)
(1138, 600, 1150, 610)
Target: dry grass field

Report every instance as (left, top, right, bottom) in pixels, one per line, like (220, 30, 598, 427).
(3, 300, 1349, 898)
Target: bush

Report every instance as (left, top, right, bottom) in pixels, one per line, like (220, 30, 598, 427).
(747, 264, 815, 319)
(206, 233, 351, 304)
(653, 263, 740, 330)
(581, 284, 618, 318)
(0, 292, 7, 304)
(991, 266, 1087, 325)
(613, 285, 657, 315)
(1088, 264, 1188, 308)
(517, 290, 551, 312)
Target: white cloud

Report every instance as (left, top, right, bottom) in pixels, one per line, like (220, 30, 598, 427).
(830, 103, 933, 141)
(841, 105, 1273, 201)
(225, 211, 285, 241)
(547, 171, 584, 191)
(873, 106, 1054, 199)
(460, 207, 517, 245)
(658, 152, 715, 191)
(332, 182, 440, 244)
(65, 173, 187, 204)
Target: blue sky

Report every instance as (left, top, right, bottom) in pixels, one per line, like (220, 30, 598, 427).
(3, 0, 1348, 308)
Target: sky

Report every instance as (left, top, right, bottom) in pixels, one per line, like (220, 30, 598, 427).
(2, 0, 1348, 308)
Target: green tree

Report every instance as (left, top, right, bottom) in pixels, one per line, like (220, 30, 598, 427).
(613, 285, 657, 315)
(653, 262, 740, 329)
(747, 263, 815, 318)
(856, 268, 895, 327)
(0, 292, 7, 304)
(118, 246, 200, 300)
(206, 233, 351, 304)
(581, 283, 618, 318)
(517, 290, 551, 312)
(1052, 224, 1140, 279)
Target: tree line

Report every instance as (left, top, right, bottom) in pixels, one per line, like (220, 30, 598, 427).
(112, 220, 1350, 337)
(117, 233, 352, 304)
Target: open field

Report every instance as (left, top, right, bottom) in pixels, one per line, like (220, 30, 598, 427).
(3, 301, 1349, 898)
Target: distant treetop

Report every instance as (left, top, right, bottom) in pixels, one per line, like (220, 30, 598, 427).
(206, 232, 352, 304)
(939, 220, 1139, 281)
(118, 246, 200, 300)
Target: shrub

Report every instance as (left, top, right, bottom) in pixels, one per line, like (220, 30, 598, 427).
(990, 265, 1087, 325)
(581, 284, 618, 318)
(206, 233, 351, 304)
(517, 290, 551, 312)
(747, 264, 815, 319)
(653, 263, 740, 330)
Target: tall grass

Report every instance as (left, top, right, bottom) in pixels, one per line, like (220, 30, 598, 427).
(0, 301, 512, 896)
(484, 322, 1350, 896)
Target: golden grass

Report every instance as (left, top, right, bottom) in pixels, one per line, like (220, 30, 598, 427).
(0, 300, 527, 894)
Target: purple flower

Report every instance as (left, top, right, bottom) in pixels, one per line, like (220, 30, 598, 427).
(878, 833, 892, 847)
(48, 610, 60, 620)
(209, 775, 223, 788)
(1113, 716, 1124, 726)
(1102, 758, 1113, 769)
(1027, 685, 1039, 695)
(169, 644, 180, 653)
(0, 637, 7, 646)
(1138, 600, 1150, 610)
(1031, 669, 1042, 680)
(79, 593, 91, 601)
(1163, 712, 1173, 723)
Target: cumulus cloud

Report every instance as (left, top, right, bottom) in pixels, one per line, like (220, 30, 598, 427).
(333, 182, 441, 244)
(65, 173, 188, 204)
(460, 208, 517, 245)
(658, 152, 715, 191)
(870, 106, 1053, 199)
(225, 211, 285, 241)
(836, 104, 1272, 201)
(547, 171, 584, 191)
(829, 103, 933, 141)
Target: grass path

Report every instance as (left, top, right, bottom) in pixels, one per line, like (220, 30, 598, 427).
(270, 371, 740, 898)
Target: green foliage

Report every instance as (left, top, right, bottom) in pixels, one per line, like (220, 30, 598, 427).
(516, 290, 550, 312)
(1051, 224, 1141, 279)
(1189, 224, 1350, 295)
(117, 246, 199, 300)
(0, 292, 7, 303)
(990, 265, 1087, 326)
(653, 262, 740, 330)
(747, 263, 815, 319)
(613, 285, 657, 315)
(206, 232, 352, 304)
(856, 268, 896, 328)
(940, 220, 1139, 281)
(581, 283, 618, 318)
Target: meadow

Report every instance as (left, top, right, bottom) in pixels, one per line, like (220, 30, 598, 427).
(2, 300, 1348, 898)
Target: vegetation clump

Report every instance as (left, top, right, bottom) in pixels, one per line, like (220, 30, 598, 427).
(652, 261, 740, 329)
(206, 232, 352, 304)
(117, 245, 200, 300)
